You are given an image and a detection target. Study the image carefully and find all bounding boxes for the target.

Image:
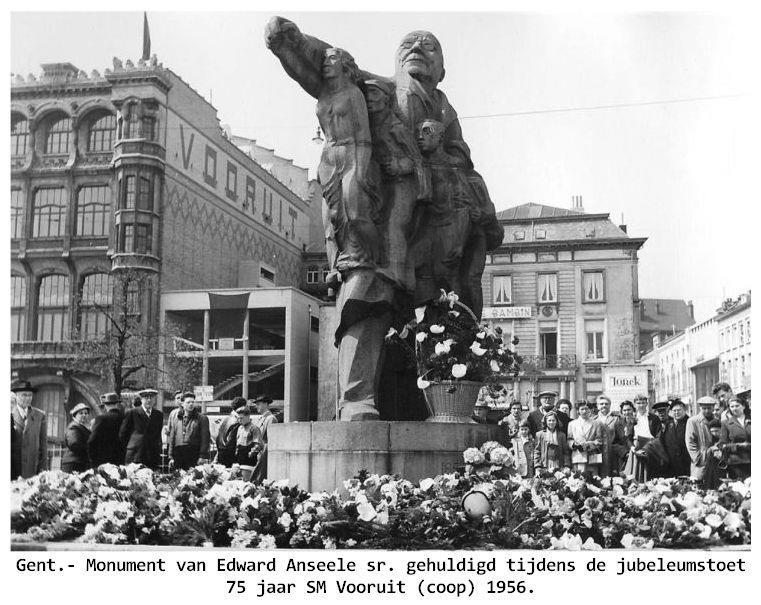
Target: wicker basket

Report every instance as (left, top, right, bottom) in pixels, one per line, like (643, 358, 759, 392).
(422, 380, 482, 423)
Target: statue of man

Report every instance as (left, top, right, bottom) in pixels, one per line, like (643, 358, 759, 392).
(265, 18, 503, 420)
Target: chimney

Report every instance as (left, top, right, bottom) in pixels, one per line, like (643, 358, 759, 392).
(619, 212, 627, 233)
(687, 300, 694, 320)
(571, 195, 585, 213)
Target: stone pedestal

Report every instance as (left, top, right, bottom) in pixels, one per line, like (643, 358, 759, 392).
(267, 421, 501, 492)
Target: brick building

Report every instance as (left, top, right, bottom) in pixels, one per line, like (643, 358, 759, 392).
(481, 200, 648, 409)
(10, 56, 321, 457)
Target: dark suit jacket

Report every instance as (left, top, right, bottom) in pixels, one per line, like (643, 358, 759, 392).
(119, 406, 164, 469)
(62, 421, 91, 473)
(11, 406, 48, 479)
(526, 409, 570, 437)
(719, 416, 751, 466)
(611, 420, 635, 472)
(88, 409, 125, 467)
(660, 416, 690, 476)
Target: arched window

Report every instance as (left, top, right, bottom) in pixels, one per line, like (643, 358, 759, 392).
(45, 116, 72, 154)
(32, 187, 68, 238)
(76, 185, 110, 236)
(11, 274, 27, 342)
(80, 273, 113, 339)
(11, 188, 24, 238)
(88, 114, 116, 152)
(11, 117, 29, 155)
(37, 274, 70, 341)
(306, 265, 319, 284)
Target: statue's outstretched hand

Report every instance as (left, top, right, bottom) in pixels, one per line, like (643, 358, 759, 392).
(265, 16, 300, 50)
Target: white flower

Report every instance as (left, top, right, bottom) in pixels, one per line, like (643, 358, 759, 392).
(463, 448, 485, 465)
(323, 536, 336, 549)
(416, 377, 431, 390)
(414, 306, 426, 323)
(277, 512, 293, 530)
(419, 477, 435, 491)
(469, 342, 487, 356)
(345, 538, 357, 547)
(704, 513, 723, 528)
(257, 534, 277, 549)
(722, 512, 744, 534)
(430, 324, 445, 334)
(435, 341, 451, 355)
(489, 446, 513, 466)
(356, 501, 376, 522)
(451, 364, 467, 378)
(476, 331, 486, 339)
(489, 359, 501, 373)
(416, 332, 427, 342)
(385, 327, 398, 339)
(582, 537, 602, 551)
(272, 479, 290, 489)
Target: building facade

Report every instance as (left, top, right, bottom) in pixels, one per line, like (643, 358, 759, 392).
(640, 291, 750, 411)
(10, 57, 320, 459)
(481, 202, 647, 409)
(638, 298, 695, 355)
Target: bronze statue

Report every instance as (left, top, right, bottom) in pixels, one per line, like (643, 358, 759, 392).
(265, 17, 504, 421)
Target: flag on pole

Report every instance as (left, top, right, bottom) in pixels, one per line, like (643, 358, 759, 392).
(142, 12, 151, 61)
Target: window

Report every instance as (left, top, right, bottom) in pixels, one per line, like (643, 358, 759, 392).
(260, 266, 275, 285)
(137, 176, 152, 210)
(76, 185, 110, 236)
(289, 208, 297, 239)
(123, 175, 136, 209)
(35, 385, 66, 442)
(11, 275, 27, 342)
(226, 162, 238, 201)
(135, 224, 152, 254)
(321, 266, 330, 282)
(142, 117, 155, 141)
(492, 275, 512, 305)
(278, 199, 283, 231)
(37, 274, 70, 341)
(32, 187, 68, 238)
(585, 319, 606, 360)
(204, 146, 217, 187)
(306, 265, 319, 284)
(121, 224, 134, 252)
(583, 271, 604, 302)
(122, 104, 140, 139)
(537, 273, 557, 303)
(245, 176, 256, 213)
(11, 118, 29, 155)
(11, 188, 24, 238)
(80, 273, 113, 339)
(535, 229, 546, 239)
(493, 321, 514, 350)
(739, 322, 744, 345)
(513, 230, 525, 241)
(88, 114, 116, 151)
(45, 117, 72, 154)
(126, 280, 142, 316)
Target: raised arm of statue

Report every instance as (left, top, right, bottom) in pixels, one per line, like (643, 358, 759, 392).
(265, 16, 332, 99)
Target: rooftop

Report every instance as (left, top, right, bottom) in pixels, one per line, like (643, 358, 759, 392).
(639, 298, 695, 334)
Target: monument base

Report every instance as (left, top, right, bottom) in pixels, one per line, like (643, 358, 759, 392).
(267, 421, 501, 492)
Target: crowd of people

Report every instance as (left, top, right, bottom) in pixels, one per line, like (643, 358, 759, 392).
(493, 383, 751, 486)
(10, 381, 278, 482)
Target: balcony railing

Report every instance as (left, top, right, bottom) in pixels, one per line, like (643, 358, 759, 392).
(11, 340, 103, 358)
(520, 354, 578, 373)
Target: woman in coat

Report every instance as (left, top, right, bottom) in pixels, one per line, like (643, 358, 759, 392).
(567, 401, 603, 474)
(533, 411, 571, 474)
(61, 403, 91, 473)
(509, 421, 535, 477)
(719, 396, 751, 480)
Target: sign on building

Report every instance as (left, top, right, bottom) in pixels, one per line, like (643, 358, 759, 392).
(194, 385, 214, 402)
(482, 306, 532, 319)
(601, 366, 649, 410)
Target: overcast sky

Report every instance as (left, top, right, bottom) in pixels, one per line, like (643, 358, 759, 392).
(9, 9, 755, 322)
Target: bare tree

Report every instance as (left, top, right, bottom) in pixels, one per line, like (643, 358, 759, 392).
(67, 268, 200, 395)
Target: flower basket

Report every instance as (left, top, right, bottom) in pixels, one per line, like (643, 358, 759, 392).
(423, 380, 482, 423)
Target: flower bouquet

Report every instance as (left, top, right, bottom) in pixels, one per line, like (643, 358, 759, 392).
(386, 290, 521, 422)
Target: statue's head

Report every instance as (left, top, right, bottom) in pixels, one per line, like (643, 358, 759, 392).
(395, 31, 444, 85)
(416, 119, 445, 153)
(323, 47, 361, 84)
(364, 78, 393, 114)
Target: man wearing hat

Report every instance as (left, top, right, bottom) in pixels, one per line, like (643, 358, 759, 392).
(652, 400, 671, 426)
(526, 391, 568, 437)
(215, 397, 243, 466)
(685, 396, 719, 480)
(119, 388, 163, 469)
(659, 399, 690, 477)
(88, 393, 125, 467)
(61, 403, 92, 473)
(166, 392, 210, 470)
(11, 381, 48, 479)
(252, 395, 278, 482)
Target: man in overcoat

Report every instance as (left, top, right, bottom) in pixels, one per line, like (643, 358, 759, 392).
(685, 396, 718, 480)
(88, 392, 125, 467)
(11, 381, 48, 479)
(119, 388, 163, 469)
(659, 399, 690, 477)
